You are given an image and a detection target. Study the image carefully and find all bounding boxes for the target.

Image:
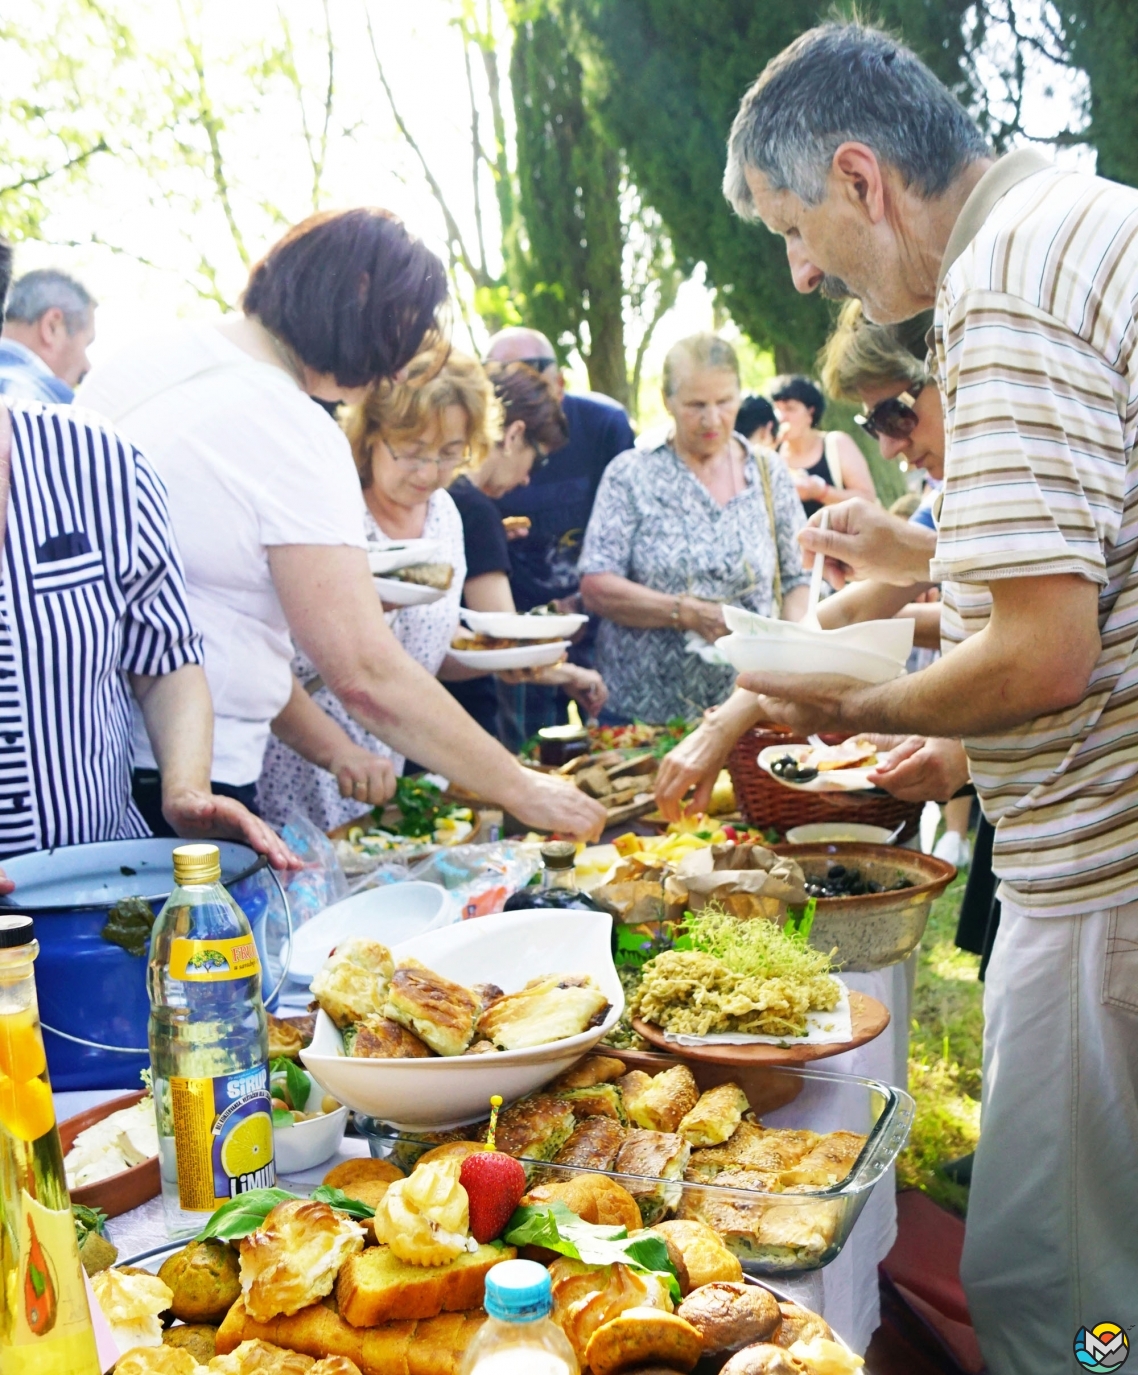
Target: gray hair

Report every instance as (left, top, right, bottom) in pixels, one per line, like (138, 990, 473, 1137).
(724, 23, 990, 212)
(663, 333, 740, 397)
(6, 269, 96, 331)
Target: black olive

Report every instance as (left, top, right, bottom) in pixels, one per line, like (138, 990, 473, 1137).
(828, 864, 847, 879)
(868, 880, 882, 894)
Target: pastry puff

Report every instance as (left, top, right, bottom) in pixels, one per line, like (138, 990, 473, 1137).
(619, 1065, 699, 1133)
(215, 1299, 486, 1375)
(677, 1083, 750, 1146)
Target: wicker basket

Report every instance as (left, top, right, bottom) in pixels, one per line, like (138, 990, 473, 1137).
(727, 728, 923, 842)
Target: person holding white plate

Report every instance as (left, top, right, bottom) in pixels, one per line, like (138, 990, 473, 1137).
(444, 362, 608, 738)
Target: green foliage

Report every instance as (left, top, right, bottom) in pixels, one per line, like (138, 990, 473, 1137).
(510, 1, 628, 402)
(1061, 0, 1138, 187)
(572, 0, 976, 369)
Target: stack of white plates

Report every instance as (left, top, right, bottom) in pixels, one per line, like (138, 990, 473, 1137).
(717, 606, 913, 684)
(368, 539, 449, 607)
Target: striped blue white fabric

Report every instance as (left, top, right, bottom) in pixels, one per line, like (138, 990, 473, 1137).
(0, 400, 203, 858)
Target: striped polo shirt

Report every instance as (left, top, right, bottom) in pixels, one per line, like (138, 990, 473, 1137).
(0, 401, 203, 858)
(930, 148, 1138, 915)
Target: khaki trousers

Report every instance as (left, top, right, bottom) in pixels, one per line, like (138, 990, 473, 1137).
(962, 898, 1138, 1374)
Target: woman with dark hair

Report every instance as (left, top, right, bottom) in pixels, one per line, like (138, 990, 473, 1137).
(771, 373, 876, 517)
(78, 210, 605, 841)
(444, 362, 607, 736)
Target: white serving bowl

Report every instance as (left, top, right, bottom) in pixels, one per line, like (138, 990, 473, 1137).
(273, 1076, 349, 1175)
(785, 822, 895, 845)
(718, 633, 906, 684)
(300, 909, 623, 1131)
(723, 605, 914, 661)
(366, 540, 443, 576)
(448, 640, 570, 672)
(288, 881, 453, 984)
(459, 608, 588, 640)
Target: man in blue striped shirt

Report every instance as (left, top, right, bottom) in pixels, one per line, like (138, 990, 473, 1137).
(0, 239, 288, 887)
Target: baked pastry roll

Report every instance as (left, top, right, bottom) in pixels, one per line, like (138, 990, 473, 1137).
(583, 1307, 704, 1375)
(650, 1220, 743, 1290)
(552, 1054, 626, 1091)
(686, 1124, 817, 1181)
(348, 1015, 432, 1059)
(753, 1199, 841, 1261)
(336, 1241, 513, 1325)
(553, 1115, 627, 1171)
(675, 1185, 767, 1261)
(677, 1082, 750, 1146)
(490, 1094, 577, 1161)
(477, 974, 610, 1050)
(778, 1131, 867, 1189)
(556, 1082, 627, 1122)
(549, 1258, 674, 1367)
(266, 1014, 305, 1061)
(238, 1199, 365, 1322)
(613, 1129, 691, 1226)
(470, 983, 504, 1015)
(523, 1174, 642, 1233)
(620, 1065, 699, 1133)
(383, 963, 480, 1057)
(676, 1280, 781, 1354)
(770, 1301, 834, 1347)
(321, 1158, 404, 1190)
(310, 939, 394, 1029)
(720, 1345, 805, 1375)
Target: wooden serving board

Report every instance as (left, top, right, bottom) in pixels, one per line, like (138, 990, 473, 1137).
(631, 990, 890, 1067)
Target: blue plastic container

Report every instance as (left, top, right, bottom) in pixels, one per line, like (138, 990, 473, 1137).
(0, 839, 291, 1090)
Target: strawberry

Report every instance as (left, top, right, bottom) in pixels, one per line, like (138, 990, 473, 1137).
(460, 1150, 527, 1243)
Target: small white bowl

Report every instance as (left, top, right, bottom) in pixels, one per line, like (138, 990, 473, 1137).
(718, 633, 906, 684)
(366, 540, 443, 576)
(448, 640, 570, 672)
(300, 909, 623, 1131)
(288, 881, 453, 984)
(723, 606, 914, 661)
(373, 577, 447, 607)
(273, 1077, 349, 1175)
(459, 608, 588, 640)
(785, 822, 895, 845)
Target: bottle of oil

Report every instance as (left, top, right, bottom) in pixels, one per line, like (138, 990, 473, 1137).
(147, 844, 273, 1239)
(0, 914, 101, 1375)
(503, 841, 611, 913)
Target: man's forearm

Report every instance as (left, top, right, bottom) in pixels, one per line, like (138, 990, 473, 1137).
(130, 665, 214, 792)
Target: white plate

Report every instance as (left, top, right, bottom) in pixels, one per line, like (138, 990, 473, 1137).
(301, 909, 623, 1130)
(448, 640, 569, 671)
(460, 608, 588, 640)
(785, 822, 895, 844)
(723, 605, 915, 661)
(373, 576, 447, 607)
(287, 881, 454, 983)
(758, 744, 880, 793)
(718, 633, 906, 684)
(366, 540, 443, 576)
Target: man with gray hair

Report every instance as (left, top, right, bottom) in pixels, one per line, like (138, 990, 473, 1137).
(0, 266, 97, 402)
(721, 21, 1138, 1374)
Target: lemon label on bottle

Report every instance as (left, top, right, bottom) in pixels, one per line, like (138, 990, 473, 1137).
(170, 1064, 274, 1212)
(168, 935, 261, 982)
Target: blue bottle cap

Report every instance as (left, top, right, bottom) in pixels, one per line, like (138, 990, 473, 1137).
(483, 1259, 553, 1322)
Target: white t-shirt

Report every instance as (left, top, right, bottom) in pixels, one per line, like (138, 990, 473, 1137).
(77, 324, 367, 785)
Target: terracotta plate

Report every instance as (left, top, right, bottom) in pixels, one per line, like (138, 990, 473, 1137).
(632, 989, 891, 1067)
(58, 1089, 161, 1219)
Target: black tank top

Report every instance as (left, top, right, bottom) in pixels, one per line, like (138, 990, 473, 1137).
(784, 436, 834, 518)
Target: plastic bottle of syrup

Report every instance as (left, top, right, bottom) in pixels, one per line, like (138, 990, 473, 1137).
(0, 915, 101, 1375)
(459, 1259, 578, 1374)
(148, 843, 273, 1238)
(503, 841, 610, 913)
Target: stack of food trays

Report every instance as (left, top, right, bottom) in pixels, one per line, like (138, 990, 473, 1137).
(355, 1054, 913, 1277)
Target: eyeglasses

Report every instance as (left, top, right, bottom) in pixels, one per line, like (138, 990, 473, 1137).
(855, 385, 923, 441)
(389, 448, 465, 474)
(515, 356, 557, 373)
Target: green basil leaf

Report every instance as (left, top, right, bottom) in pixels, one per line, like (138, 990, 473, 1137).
(623, 1235, 683, 1304)
(503, 1201, 580, 1257)
(72, 1203, 108, 1244)
(309, 1185, 377, 1219)
(272, 1108, 295, 1128)
(195, 1188, 297, 1241)
(270, 1056, 311, 1112)
(504, 1204, 680, 1300)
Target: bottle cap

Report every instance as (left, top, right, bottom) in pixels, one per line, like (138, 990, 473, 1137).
(483, 1259, 552, 1322)
(172, 843, 222, 886)
(540, 840, 576, 871)
(0, 915, 34, 948)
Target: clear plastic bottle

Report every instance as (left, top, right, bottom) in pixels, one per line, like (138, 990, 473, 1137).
(0, 914, 101, 1375)
(459, 1259, 578, 1375)
(147, 843, 273, 1238)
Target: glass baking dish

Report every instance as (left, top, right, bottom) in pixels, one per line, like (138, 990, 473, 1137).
(354, 1063, 913, 1276)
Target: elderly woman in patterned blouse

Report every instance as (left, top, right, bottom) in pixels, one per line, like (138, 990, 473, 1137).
(579, 333, 810, 724)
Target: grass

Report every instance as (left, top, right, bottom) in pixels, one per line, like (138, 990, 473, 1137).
(896, 867, 984, 1215)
